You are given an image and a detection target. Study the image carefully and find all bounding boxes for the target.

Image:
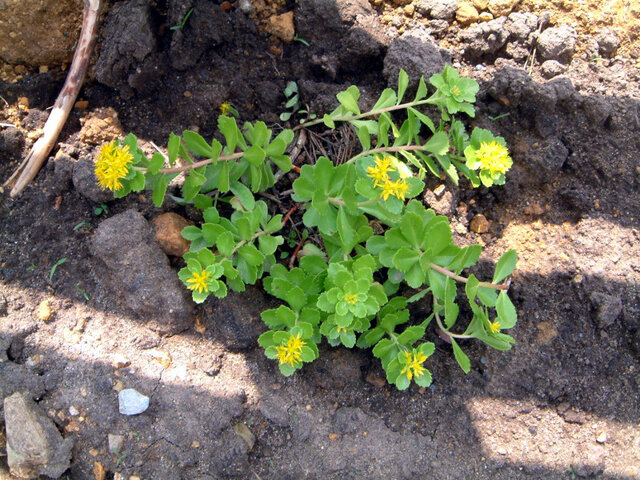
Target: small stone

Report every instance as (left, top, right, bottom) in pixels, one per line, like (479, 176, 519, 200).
(596, 28, 619, 58)
(183, 90, 192, 98)
(540, 60, 566, 79)
(68, 406, 80, 416)
(265, 11, 295, 42)
(404, 4, 415, 16)
(108, 434, 125, 453)
(74, 100, 89, 110)
(455, 223, 467, 235)
(17, 96, 29, 109)
(94, 461, 107, 480)
(537, 25, 577, 63)
(39, 65, 48, 74)
(233, 423, 255, 450)
(365, 372, 386, 388)
(4, 392, 73, 479)
(416, 0, 458, 20)
(151, 212, 192, 257)
(72, 156, 114, 203)
(113, 380, 124, 392)
(488, 0, 517, 17)
(37, 299, 53, 321)
(596, 432, 607, 444)
(535, 321, 558, 345)
(479, 12, 493, 21)
(589, 292, 622, 329)
(118, 389, 149, 415)
(473, 0, 488, 9)
(470, 214, 490, 233)
(329, 433, 340, 441)
(191, 440, 201, 448)
(456, 1, 479, 25)
(238, 0, 255, 14)
(89, 448, 99, 457)
(524, 203, 544, 215)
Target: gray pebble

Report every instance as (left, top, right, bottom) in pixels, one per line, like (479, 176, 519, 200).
(118, 388, 149, 415)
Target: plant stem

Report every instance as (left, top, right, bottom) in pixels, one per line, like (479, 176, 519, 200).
(429, 263, 508, 291)
(434, 311, 474, 340)
(298, 98, 434, 130)
(157, 152, 244, 174)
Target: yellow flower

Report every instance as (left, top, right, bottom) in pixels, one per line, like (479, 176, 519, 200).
(275, 333, 306, 366)
(186, 269, 212, 294)
(450, 85, 461, 97)
(94, 141, 133, 191)
(476, 141, 512, 176)
(220, 102, 233, 115)
(489, 320, 502, 334)
(344, 293, 359, 305)
(400, 351, 428, 381)
(336, 326, 348, 334)
(378, 177, 409, 201)
(366, 156, 395, 187)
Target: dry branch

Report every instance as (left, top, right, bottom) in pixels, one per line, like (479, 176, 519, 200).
(4, 0, 102, 197)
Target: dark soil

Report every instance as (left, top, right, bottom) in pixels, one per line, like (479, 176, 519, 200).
(1, 1, 640, 479)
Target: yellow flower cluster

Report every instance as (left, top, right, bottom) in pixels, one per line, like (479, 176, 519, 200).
(489, 320, 502, 334)
(366, 156, 409, 201)
(400, 350, 428, 380)
(220, 102, 233, 115)
(186, 269, 212, 294)
(94, 141, 133, 191)
(276, 333, 306, 367)
(476, 141, 512, 176)
(344, 293, 359, 305)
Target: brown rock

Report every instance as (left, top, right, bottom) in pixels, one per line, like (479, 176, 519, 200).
(93, 461, 106, 480)
(265, 11, 295, 42)
(79, 107, 124, 145)
(152, 213, 192, 257)
(535, 321, 558, 345)
(365, 372, 386, 388)
(456, 2, 479, 25)
(473, 0, 489, 9)
(479, 11, 493, 21)
(524, 203, 544, 215)
(469, 214, 490, 233)
(0, 0, 81, 67)
(488, 0, 517, 17)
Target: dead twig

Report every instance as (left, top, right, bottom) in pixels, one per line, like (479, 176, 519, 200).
(4, 0, 102, 197)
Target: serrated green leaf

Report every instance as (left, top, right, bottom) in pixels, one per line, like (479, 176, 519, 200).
(492, 250, 518, 284)
(397, 69, 409, 104)
(238, 244, 265, 266)
(424, 131, 449, 155)
(183, 130, 215, 157)
(451, 338, 471, 373)
(152, 175, 168, 207)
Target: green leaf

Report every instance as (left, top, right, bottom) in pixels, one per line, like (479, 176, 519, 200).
(337, 206, 357, 253)
(451, 338, 471, 374)
(492, 250, 518, 284)
(496, 291, 517, 329)
(323, 114, 335, 129)
(392, 247, 420, 272)
(148, 153, 165, 174)
(167, 133, 180, 166)
(244, 145, 266, 166)
(414, 370, 432, 387)
(397, 325, 425, 347)
(216, 231, 235, 257)
(182, 168, 207, 201)
(238, 244, 265, 266)
(181, 225, 202, 241)
(424, 131, 450, 155)
(218, 115, 240, 153)
(408, 107, 435, 133)
(414, 77, 428, 101)
(356, 124, 370, 151)
(258, 235, 281, 255)
(230, 181, 255, 210)
(130, 171, 146, 192)
(152, 175, 168, 207)
(465, 274, 479, 301)
(336, 88, 360, 114)
(183, 130, 215, 157)
(372, 88, 397, 110)
(395, 373, 411, 390)
(218, 161, 230, 193)
(397, 69, 409, 104)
